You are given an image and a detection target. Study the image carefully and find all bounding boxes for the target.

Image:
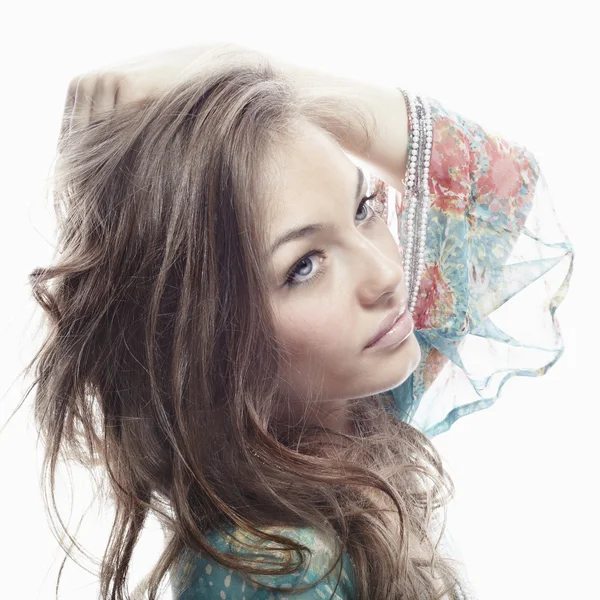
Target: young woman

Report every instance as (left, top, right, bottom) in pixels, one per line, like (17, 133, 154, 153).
(27, 43, 574, 599)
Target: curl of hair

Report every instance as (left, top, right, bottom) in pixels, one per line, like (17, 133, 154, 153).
(21, 50, 461, 599)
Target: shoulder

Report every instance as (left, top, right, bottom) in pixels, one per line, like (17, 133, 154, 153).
(172, 525, 355, 599)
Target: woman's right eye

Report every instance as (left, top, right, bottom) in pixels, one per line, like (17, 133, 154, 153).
(284, 249, 327, 288)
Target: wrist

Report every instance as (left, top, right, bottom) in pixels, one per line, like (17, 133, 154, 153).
(279, 62, 409, 193)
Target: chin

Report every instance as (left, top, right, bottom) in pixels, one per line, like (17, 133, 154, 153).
(385, 332, 421, 389)
(404, 331, 422, 370)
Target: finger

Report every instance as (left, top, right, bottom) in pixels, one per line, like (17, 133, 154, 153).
(114, 78, 136, 106)
(59, 78, 77, 143)
(70, 76, 96, 134)
(89, 74, 118, 123)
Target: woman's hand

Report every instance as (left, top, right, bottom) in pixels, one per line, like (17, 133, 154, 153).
(60, 41, 269, 137)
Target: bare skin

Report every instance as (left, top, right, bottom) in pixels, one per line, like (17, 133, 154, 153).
(264, 119, 420, 436)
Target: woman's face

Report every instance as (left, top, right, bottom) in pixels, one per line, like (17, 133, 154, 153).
(263, 120, 421, 434)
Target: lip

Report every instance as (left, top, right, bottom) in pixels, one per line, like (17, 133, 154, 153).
(364, 304, 408, 349)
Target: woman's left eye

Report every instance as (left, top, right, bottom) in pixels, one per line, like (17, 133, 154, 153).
(283, 192, 381, 288)
(355, 192, 378, 223)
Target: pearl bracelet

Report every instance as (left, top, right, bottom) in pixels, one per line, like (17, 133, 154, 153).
(397, 89, 432, 316)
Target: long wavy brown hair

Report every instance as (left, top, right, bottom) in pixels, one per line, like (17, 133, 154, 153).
(19, 50, 462, 599)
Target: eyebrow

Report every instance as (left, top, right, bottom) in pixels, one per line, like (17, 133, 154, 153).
(270, 166, 365, 255)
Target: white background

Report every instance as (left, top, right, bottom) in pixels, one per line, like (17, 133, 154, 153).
(0, 1, 595, 598)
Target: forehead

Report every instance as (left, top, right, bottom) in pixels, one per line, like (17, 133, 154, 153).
(263, 121, 359, 231)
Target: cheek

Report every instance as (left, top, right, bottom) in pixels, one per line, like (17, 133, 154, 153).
(276, 303, 349, 357)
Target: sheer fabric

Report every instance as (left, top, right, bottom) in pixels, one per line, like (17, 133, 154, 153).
(374, 97, 574, 438)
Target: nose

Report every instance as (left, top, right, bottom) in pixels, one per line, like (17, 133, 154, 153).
(355, 238, 405, 307)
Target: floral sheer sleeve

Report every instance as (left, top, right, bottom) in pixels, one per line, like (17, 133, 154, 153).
(370, 96, 575, 438)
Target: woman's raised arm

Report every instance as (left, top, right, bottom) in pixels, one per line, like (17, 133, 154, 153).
(60, 42, 410, 193)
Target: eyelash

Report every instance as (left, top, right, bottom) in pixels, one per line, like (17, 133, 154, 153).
(284, 192, 382, 288)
